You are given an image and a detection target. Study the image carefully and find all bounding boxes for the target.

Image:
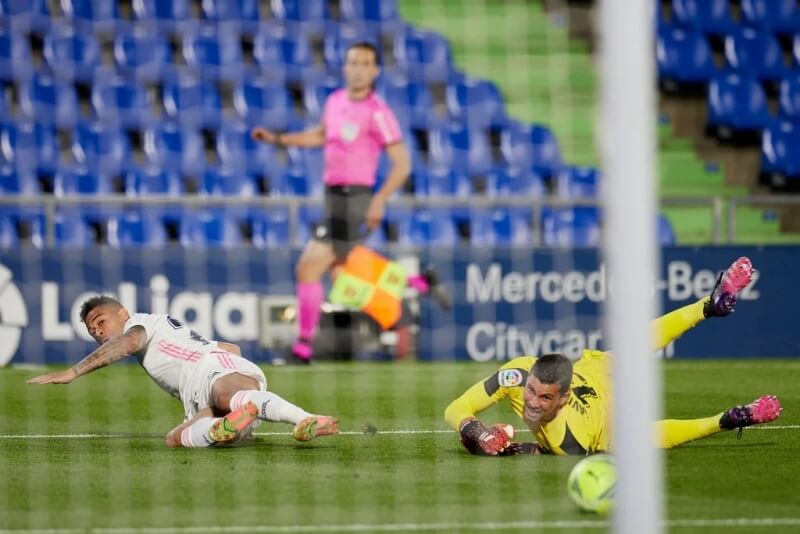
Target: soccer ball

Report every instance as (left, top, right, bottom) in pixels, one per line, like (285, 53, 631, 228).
(566, 454, 616, 514)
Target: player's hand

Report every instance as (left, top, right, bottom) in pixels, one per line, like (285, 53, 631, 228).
(251, 127, 277, 144)
(27, 368, 77, 385)
(365, 196, 386, 229)
(459, 419, 514, 456)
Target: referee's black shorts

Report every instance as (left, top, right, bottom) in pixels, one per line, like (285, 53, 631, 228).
(312, 185, 373, 260)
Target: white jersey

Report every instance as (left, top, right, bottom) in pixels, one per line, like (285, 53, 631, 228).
(124, 313, 221, 401)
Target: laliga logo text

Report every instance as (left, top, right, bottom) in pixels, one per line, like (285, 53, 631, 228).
(0, 263, 29, 366)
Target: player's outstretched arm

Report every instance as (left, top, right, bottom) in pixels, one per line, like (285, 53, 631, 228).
(27, 326, 147, 385)
(251, 125, 325, 148)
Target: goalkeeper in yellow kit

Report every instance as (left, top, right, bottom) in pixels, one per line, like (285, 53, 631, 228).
(445, 257, 783, 456)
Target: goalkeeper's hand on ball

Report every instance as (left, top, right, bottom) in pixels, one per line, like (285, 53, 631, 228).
(459, 419, 514, 455)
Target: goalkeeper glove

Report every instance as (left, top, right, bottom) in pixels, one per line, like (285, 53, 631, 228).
(498, 442, 541, 456)
(459, 420, 513, 455)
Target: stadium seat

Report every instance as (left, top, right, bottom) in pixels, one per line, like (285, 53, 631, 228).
(0, 122, 60, 175)
(394, 28, 454, 83)
(250, 207, 291, 248)
(779, 75, 800, 122)
(656, 27, 717, 86)
(0, 0, 51, 32)
(429, 125, 493, 177)
(707, 74, 772, 137)
(296, 203, 324, 245)
(253, 29, 323, 84)
(672, 0, 737, 34)
(724, 28, 788, 82)
(216, 121, 286, 178)
(124, 167, 184, 196)
(303, 76, 340, 121)
(143, 123, 206, 176)
(61, 0, 124, 32)
(286, 145, 324, 183)
(658, 214, 677, 245)
(179, 210, 243, 247)
(19, 74, 80, 128)
(270, 0, 330, 35)
(470, 207, 533, 246)
(379, 80, 445, 130)
(398, 208, 458, 246)
(499, 121, 562, 178)
(556, 166, 600, 198)
(541, 207, 601, 247)
(43, 25, 105, 83)
(0, 165, 38, 194)
(31, 212, 95, 248)
(340, 0, 400, 30)
(71, 121, 132, 175)
(114, 32, 173, 83)
(162, 76, 222, 129)
(741, 0, 800, 33)
(132, 0, 194, 33)
(53, 166, 114, 196)
(107, 210, 168, 247)
(0, 213, 18, 248)
(485, 167, 547, 197)
(445, 78, 507, 129)
(0, 28, 33, 81)
(200, 166, 257, 197)
(200, 0, 261, 34)
(91, 77, 157, 129)
(413, 167, 471, 197)
(182, 27, 246, 82)
(272, 166, 324, 197)
(232, 78, 295, 130)
(761, 121, 800, 184)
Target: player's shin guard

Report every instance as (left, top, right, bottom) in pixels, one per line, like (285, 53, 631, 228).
(229, 390, 311, 425)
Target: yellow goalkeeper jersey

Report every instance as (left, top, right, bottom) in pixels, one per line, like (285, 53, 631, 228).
(444, 351, 613, 455)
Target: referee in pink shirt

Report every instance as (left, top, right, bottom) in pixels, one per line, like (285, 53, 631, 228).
(252, 42, 446, 364)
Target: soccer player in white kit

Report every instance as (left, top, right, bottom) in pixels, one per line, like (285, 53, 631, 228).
(28, 296, 339, 448)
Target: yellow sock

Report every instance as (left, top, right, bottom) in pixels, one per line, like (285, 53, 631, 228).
(655, 414, 723, 449)
(651, 299, 707, 351)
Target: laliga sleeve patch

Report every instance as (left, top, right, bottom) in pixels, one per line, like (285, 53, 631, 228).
(498, 368, 525, 387)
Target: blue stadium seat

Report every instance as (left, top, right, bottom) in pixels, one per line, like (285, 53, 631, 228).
(71, 121, 132, 175)
(379, 80, 444, 130)
(200, 0, 261, 34)
(445, 78, 507, 129)
(0, 0, 51, 32)
(429, 125, 493, 177)
(108, 210, 168, 247)
(0, 28, 33, 81)
(724, 28, 788, 82)
(1, 122, 59, 175)
(216, 121, 286, 177)
(201, 166, 257, 196)
(143, 123, 206, 176)
(162, 76, 222, 129)
(180, 210, 243, 248)
(340, 0, 399, 30)
(233, 78, 295, 130)
(656, 27, 717, 85)
(124, 167, 184, 196)
(36, 212, 95, 248)
(54, 166, 114, 196)
(303, 76, 340, 121)
(287, 145, 324, 182)
(183, 27, 246, 82)
(270, 0, 330, 34)
(542, 207, 601, 247)
(761, 121, 800, 181)
(707, 74, 772, 135)
(470, 208, 533, 246)
(0, 212, 18, 247)
(394, 28, 453, 83)
(672, 0, 736, 34)
(19, 74, 79, 128)
(741, 0, 800, 33)
(412, 168, 470, 197)
(0, 165, 38, 194)
(779, 75, 800, 122)
(485, 167, 546, 197)
(132, 0, 194, 33)
(253, 29, 323, 84)
(296, 203, 323, 245)
(499, 121, 562, 178)
(658, 214, 677, 245)
(273, 166, 324, 197)
(91, 77, 157, 129)
(114, 32, 173, 83)
(398, 208, 458, 246)
(250, 207, 291, 248)
(43, 25, 105, 83)
(556, 166, 600, 198)
(61, 0, 123, 32)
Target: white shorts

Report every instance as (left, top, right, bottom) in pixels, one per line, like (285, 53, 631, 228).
(181, 351, 268, 420)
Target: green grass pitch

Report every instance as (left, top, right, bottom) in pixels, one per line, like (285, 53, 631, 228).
(1, 360, 798, 533)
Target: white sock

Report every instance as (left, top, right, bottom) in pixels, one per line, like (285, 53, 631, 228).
(229, 390, 311, 425)
(179, 417, 217, 448)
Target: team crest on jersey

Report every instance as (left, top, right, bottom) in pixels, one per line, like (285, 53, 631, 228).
(498, 369, 524, 387)
(341, 122, 360, 142)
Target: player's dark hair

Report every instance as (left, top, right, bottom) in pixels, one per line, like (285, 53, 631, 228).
(532, 353, 573, 394)
(346, 41, 381, 66)
(79, 295, 122, 323)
